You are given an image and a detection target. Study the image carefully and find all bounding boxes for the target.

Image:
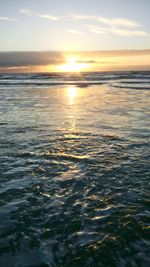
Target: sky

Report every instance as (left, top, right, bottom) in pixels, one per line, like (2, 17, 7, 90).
(0, 0, 150, 72)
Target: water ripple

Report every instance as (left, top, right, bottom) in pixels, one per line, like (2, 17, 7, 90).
(0, 72, 150, 267)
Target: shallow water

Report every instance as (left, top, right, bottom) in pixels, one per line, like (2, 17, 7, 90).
(0, 72, 150, 267)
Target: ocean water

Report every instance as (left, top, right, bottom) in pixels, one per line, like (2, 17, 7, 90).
(0, 71, 150, 267)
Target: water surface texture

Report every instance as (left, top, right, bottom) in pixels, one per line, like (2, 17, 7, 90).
(0, 72, 150, 267)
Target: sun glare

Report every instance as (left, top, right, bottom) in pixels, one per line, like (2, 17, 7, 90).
(65, 86, 79, 105)
(57, 56, 88, 72)
(67, 86, 77, 98)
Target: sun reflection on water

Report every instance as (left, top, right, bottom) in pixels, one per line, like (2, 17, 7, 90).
(64, 86, 79, 131)
(66, 86, 78, 103)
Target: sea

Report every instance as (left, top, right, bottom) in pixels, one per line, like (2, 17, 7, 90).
(0, 71, 150, 267)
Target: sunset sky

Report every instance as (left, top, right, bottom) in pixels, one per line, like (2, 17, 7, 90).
(0, 0, 150, 72)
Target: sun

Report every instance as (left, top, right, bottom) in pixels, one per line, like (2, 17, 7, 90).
(57, 56, 88, 72)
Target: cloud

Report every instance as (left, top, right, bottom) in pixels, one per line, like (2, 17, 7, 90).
(67, 29, 85, 35)
(0, 50, 150, 67)
(0, 52, 64, 68)
(70, 14, 95, 20)
(76, 59, 113, 64)
(20, 9, 59, 21)
(97, 17, 140, 28)
(0, 16, 18, 21)
(111, 28, 149, 37)
(20, 9, 33, 16)
(38, 14, 59, 21)
(70, 13, 139, 27)
(76, 60, 96, 63)
(70, 13, 150, 36)
(85, 49, 150, 57)
(0, 50, 150, 72)
(86, 24, 149, 37)
(19, 11, 149, 37)
(86, 25, 107, 34)
(70, 14, 149, 37)
(0, 66, 31, 71)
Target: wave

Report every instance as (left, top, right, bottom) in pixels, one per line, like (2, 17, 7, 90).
(111, 84, 150, 90)
(0, 71, 150, 90)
